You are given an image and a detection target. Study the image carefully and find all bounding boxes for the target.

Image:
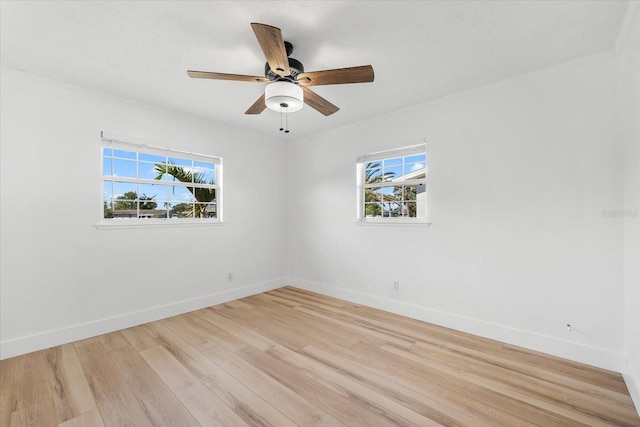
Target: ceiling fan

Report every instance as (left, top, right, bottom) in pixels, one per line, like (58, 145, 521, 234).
(187, 23, 374, 118)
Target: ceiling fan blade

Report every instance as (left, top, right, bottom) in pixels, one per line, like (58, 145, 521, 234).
(251, 23, 290, 77)
(301, 87, 339, 116)
(297, 65, 374, 86)
(245, 94, 266, 115)
(187, 70, 269, 83)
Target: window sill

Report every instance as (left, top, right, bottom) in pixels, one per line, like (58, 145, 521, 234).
(355, 219, 431, 227)
(94, 219, 224, 230)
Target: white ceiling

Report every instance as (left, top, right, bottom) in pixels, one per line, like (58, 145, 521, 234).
(0, 1, 631, 139)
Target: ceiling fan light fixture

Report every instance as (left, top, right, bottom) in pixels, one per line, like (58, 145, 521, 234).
(265, 81, 303, 112)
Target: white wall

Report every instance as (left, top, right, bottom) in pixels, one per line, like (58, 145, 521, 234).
(0, 67, 288, 359)
(287, 52, 626, 371)
(0, 24, 636, 400)
(619, 7, 640, 411)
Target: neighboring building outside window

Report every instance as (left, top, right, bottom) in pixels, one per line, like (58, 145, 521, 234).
(356, 144, 427, 223)
(101, 134, 222, 224)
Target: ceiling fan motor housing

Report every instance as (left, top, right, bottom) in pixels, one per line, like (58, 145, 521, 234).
(264, 41, 304, 81)
(265, 57, 304, 81)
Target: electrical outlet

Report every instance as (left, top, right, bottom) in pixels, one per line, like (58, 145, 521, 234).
(227, 273, 233, 281)
(393, 281, 400, 290)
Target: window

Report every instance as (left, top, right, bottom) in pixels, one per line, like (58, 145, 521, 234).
(356, 144, 426, 223)
(101, 135, 222, 223)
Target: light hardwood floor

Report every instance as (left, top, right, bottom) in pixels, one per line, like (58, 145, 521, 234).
(1, 286, 639, 426)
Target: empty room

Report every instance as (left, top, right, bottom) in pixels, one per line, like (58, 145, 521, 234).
(1, 1, 639, 425)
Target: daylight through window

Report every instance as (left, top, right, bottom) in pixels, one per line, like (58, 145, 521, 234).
(357, 144, 426, 222)
(102, 137, 221, 222)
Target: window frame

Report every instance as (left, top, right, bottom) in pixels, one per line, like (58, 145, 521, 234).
(97, 133, 223, 229)
(356, 143, 428, 225)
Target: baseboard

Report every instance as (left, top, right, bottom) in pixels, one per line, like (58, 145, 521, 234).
(623, 357, 640, 417)
(290, 278, 622, 372)
(0, 278, 286, 360)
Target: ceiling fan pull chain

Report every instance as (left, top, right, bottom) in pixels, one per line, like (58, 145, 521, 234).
(278, 104, 290, 133)
(285, 109, 290, 133)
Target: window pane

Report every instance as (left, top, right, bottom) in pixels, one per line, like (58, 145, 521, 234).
(365, 161, 382, 171)
(113, 209, 138, 218)
(404, 162, 426, 176)
(113, 149, 136, 160)
(103, 157, 112, 176)
(139, 161, 160, 180)
(193, 161, 215, 184)
(103, 181, 114, 218)
(366, 170, 382, 182)
(385, 201, 401, 216)
(193, 165, 215, 184)
(103, 181, 114, 200)
(170, 186, 195, 202)
(389, 186, 403, 202)
(404, 185, 417, 201)
(206, 202, 217, 218)
(194, 161, 215, 171)
(194, 202, 217, 218)
(405, 202, 417, 217)
(139, 153, 166, 163)
(113, 182, 136, 199)
(103, 147, 113, 157)
(138, 209, 166, 219)
(170, 202, 195, 218)
(112, 181, 137, 213)
(365, 162, 383, 183)
(383, 157, 402, 167)
(379, 186, 395, 200)
(405, 167, 426, 180)
(155, 164, 178, 182)
(103, 205, 114, 218)
(168, 157, 192, 168)
(138, 183, 164, 206)
(364, 203, 382, 217)
(193, 187, 216, 203)
(366, 187, 383, 202)
(135, 184, 166, 218)
(113, 158, 137, 178)
(382, 165, 402, 181)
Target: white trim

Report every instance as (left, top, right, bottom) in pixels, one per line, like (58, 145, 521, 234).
(623, 357, 640, 417)
(356, 141, 426, 163)
(217, 161, 224, 223)
(355, 220, 431, 227)
(94, 219, 224, 230)
(0, 278, 286, 360)
(104, 176, 216, 189)
(101, 131, 222, 163)
(289, 278, 623, 372)
(364, 179, 426, 189)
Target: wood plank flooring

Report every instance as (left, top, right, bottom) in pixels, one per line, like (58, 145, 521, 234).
(1, 286, 638, 426)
